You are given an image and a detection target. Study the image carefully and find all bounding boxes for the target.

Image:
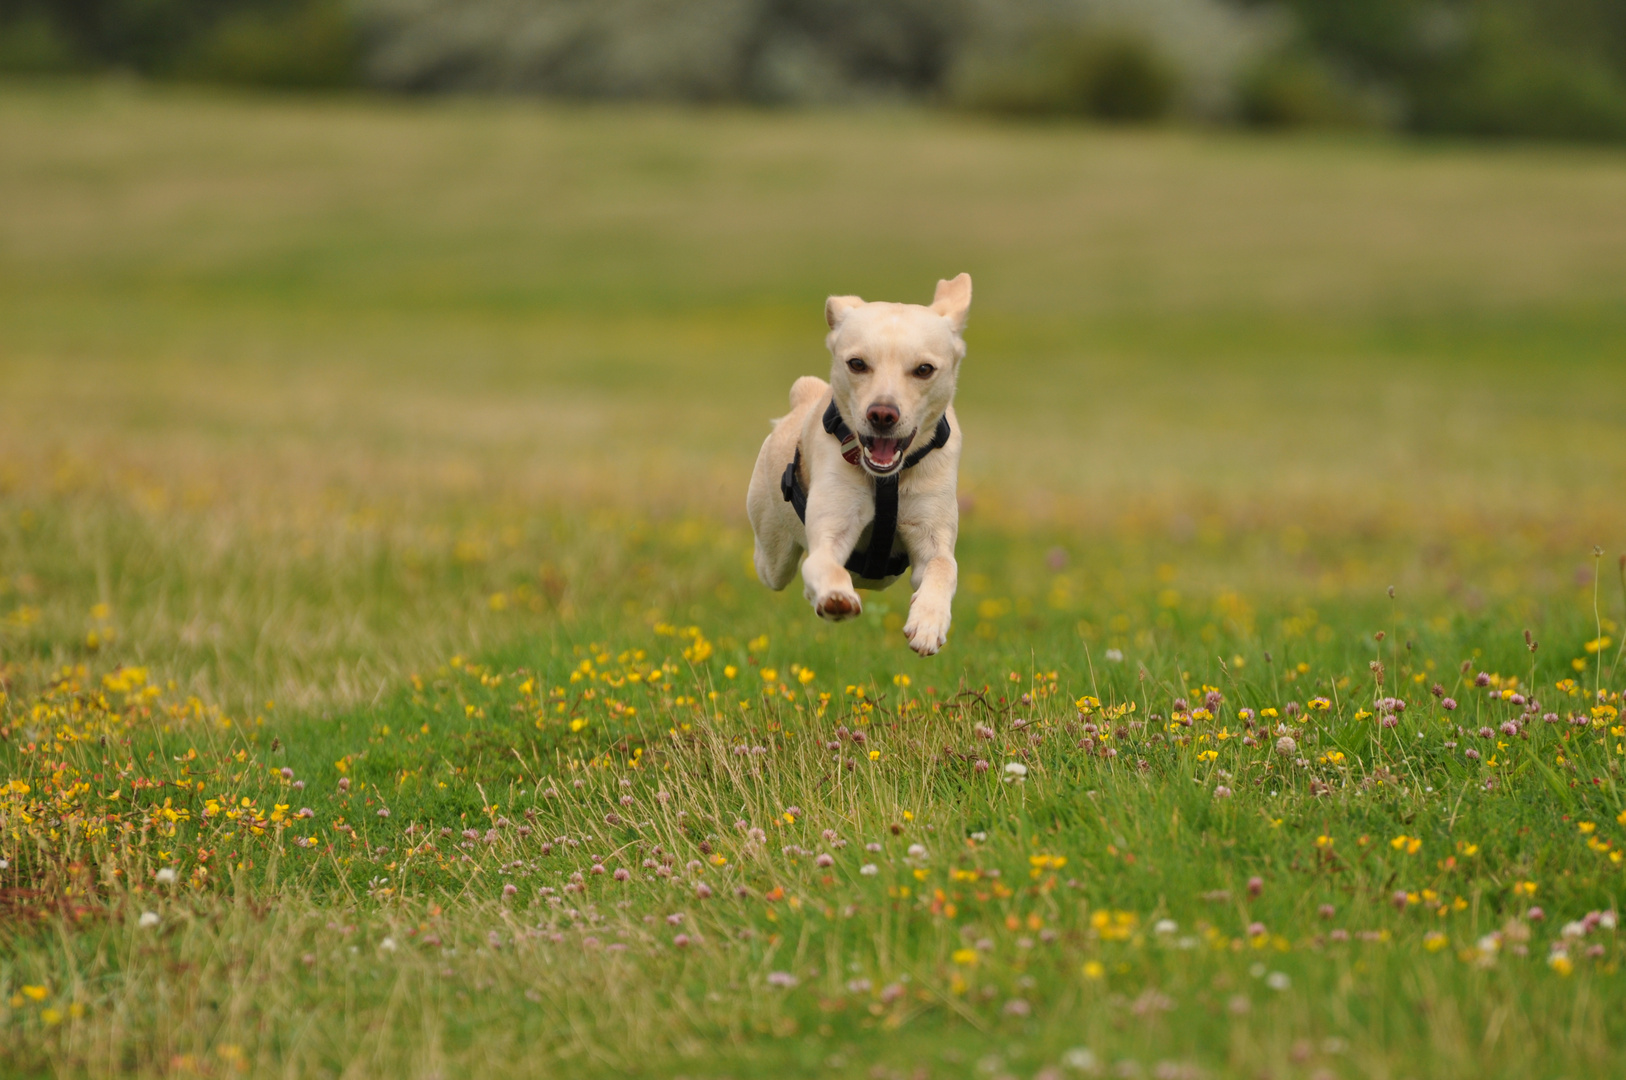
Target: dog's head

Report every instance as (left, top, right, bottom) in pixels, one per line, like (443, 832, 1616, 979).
(823, 274, 971, 477)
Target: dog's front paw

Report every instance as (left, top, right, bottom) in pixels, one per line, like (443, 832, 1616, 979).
(815, 588, 863, 621)
(903, 605, 951, 656)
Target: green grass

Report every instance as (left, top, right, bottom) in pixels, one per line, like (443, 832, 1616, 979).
(2, 80, 1626, 1079)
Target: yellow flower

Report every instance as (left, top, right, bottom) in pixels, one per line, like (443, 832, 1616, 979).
(22, 985, 48, 1001)
(1196, 749, 1218, 762)
(1578, 821, 1597, 835)
(1423, 931, 1449, 952)
(1514, 881, 1538, 897)
(868, 750, 880, 761)
(797, 667, 815, 685)
(1390, 835, 1421, 854)
(1082, 960, 1105, 980)
(723, 665, 737, 679)
(1314, 835, 1334, 849)
(952, 948, 979, 966)
(1549, 954, 1574, 976)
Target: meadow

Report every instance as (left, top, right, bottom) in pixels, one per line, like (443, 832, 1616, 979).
(3, 81, 1626, 1079)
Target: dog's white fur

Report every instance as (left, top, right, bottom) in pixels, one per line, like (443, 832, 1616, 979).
(746, 274, 971, 656)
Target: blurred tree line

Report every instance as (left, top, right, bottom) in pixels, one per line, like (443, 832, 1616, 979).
(2, 0, 1625, 140)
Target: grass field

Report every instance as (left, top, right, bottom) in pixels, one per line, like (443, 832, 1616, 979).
(3, 80, 1626, 1079)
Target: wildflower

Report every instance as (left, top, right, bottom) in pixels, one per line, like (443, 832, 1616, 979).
(1082, 961, 1105, 980)
(380, 937, 398, 952)
(1004, 762, 1028, 777)
(1003, 998, 1031, 1016)
(1213, 786, 1232, 799)
(1105, 649, 1124, 662)
(973, 759, 990, 774)
(907, 844, 927, 858)
(1314, 836, 1333, 850)
(1275, 736, 1296, 756)
(766, 971, 798, 988)
(816, 853, 834, 868)
(1265, 972, 1291, 991)
(377, 808, 390, 818)
(673, 934, 691, 948)
(138, 912, 159, 929)
(695, 883, 712, 899)
(503, 883, 518, 897)
(1442, 698, 1458, 711)
(1247, 876, 1264, 897)
(1424, 931, 1449, 952)
(1318, 904, 1336, 920)
(952, 948, 979, 966)
(1153, 919, 1178, 935)
(860, 864, 879, 876)
(155, 867, 178, 885)
(1549, 952, 1574, 976)
(613, 867, 630, 881)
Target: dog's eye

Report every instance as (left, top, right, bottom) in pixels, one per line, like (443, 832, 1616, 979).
(913, 363, 936, 378)
(846, 358, 868, 374)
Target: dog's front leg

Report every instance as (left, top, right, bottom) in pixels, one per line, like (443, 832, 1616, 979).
(801, 485, 866, 621)
(900, 507, 958, 656)
(903, 551, 956, 656)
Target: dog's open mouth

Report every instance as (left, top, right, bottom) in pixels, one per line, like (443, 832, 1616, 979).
(859, 431, 915, 475)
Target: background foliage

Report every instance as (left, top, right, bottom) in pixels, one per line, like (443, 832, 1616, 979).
(3, 0, 1626, 139)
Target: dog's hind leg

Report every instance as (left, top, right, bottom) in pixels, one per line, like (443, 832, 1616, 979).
(752, 527, 802, 591)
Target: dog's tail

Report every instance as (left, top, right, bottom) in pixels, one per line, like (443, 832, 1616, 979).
(788, 376, 828, 411)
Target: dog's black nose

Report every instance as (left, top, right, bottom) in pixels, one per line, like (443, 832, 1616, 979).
(866, 403, 899, 429)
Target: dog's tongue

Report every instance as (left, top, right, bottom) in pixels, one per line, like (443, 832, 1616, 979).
(868, 438, 900, 468)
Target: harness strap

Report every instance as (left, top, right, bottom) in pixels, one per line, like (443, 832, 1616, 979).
(782, 402, 952, 581)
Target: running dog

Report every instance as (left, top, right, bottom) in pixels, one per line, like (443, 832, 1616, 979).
(746, 274, 970, 656)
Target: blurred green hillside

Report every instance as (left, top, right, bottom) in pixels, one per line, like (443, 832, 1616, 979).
(3, 0, 1626, 140)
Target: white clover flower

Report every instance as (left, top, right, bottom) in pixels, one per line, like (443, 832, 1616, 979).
(155, 867, 177, 885)
(1004, 762, 1028, 777)
(138, 911, 159, 929)
(380, 937, 397, 952)
(1265, 972, 1290, 991)
(907, 844, 926, 858)
(860, 863, 879, 876)
(1104, 649, 1124, 663)
(1062, 1047, 1098, 1072)
(1153, 919, 1178, 935)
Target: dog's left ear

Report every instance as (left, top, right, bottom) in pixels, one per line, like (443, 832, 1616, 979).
(826, 295, 865, 329)
(930, 273, 972, 333)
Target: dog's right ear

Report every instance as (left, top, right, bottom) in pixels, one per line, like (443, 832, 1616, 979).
(825, 295, 865, 329)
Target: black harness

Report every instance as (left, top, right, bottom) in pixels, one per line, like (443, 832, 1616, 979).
(781, 400, 952, 582)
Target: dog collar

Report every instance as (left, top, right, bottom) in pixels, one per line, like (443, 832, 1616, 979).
(780, 400, 952, 582)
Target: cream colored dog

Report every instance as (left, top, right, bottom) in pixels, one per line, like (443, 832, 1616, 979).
(746, 274, 971, 656)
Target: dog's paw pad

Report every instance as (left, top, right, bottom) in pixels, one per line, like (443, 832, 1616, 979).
(816, 591, 862, 621)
